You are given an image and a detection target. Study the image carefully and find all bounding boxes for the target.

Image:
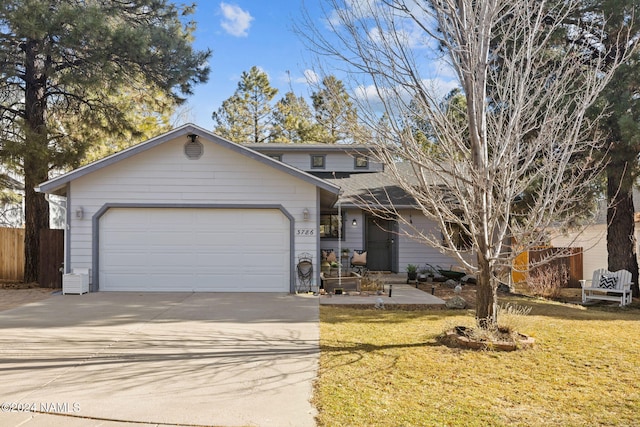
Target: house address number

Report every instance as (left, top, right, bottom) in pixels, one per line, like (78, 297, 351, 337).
(296, 228, 315, 236)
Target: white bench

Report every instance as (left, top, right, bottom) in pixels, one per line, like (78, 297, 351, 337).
(579, 269, 633, 306)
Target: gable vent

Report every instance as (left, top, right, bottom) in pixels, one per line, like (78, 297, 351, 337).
(184, 137, 203, 160)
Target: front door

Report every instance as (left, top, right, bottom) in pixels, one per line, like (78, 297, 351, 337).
(366, 217, 395, 271)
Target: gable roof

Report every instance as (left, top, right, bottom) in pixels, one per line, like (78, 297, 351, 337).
(36, 124, 341, 197)
(328, 162, 418, 209)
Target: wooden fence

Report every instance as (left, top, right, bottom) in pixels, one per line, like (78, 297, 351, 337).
(530, 247, 583, 288)
(0, 227, 64, 288)
(512, 247, 583, 288)
(0, 227, 25, 281)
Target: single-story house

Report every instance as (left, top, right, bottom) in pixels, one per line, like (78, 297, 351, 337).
(37, 124, 464, 293)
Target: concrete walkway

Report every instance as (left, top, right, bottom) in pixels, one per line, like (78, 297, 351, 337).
(319, 273, 446, 307)
(0, 292, 319, 427)
(319, 282, 445, 307)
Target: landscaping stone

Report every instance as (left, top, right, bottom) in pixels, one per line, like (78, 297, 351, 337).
(498, 283, 511, 293)
(461, 275, 477, 284)
(445, 295, 467, 309)
(444, 279, 459, 288)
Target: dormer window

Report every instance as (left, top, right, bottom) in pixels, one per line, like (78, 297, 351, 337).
(311, 155, 326, 169)
(354, 156, 369, 169)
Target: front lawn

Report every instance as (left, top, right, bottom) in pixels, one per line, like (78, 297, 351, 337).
(314, 296, 640, 426)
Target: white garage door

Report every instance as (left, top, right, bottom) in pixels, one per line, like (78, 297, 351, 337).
(99, 208, 290, 292)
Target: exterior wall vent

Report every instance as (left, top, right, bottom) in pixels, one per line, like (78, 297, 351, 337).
(184, 138, 203, 160)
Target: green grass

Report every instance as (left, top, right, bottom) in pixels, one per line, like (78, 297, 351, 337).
(314, 296, 640, 427)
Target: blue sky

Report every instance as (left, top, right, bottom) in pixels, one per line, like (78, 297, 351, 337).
(181, 1, 458, 129)
(183, 1, 324, 128)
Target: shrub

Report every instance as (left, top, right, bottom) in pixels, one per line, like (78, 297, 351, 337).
(360, 274, 384, 292)
(527, 263, 568, 299)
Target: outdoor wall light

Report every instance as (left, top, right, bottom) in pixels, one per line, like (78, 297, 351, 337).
(75, 207, 84, 219)
(352, 218, 357, 227)
(303, 208, 310, 221)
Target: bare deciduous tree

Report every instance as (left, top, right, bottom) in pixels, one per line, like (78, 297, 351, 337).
(302, 0, 634, 326)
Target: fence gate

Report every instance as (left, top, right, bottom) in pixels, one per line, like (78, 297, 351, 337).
(39, 229, 64, 288)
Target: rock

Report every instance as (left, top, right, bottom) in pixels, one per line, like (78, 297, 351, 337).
(497, 283, 511, 293)
(461, 275, 477, 284)
(446, 296, 467, 309)
(444, 279, 458, 288)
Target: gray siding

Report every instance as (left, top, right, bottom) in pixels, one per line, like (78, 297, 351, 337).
(278, 152, 384, 173)
(397, 210, 468, 273)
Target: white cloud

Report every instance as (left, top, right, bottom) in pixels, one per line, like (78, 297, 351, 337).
(324, 0, 376, 30)
(298, 69, 320, 85)
(219, 3, 253, 37)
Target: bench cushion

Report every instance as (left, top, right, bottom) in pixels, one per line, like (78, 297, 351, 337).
(598, 274, 617, 289)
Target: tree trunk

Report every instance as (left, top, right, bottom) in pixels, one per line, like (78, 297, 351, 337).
(607, 163, 639, 297)
(23, 39, 50, 284)
(475, 252, 496, 328)
(23, 161, 49, 283)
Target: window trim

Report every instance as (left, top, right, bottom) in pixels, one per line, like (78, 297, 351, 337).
(310, 154, 326, 169)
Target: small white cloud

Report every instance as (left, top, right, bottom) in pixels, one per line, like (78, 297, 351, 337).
(299, 69, 320, 85)
(219, 3, 253, 37)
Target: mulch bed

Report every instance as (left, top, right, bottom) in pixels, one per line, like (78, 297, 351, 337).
(414, 282, 587, 308)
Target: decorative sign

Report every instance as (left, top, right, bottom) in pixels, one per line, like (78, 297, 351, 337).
(296, 228, 315, 236)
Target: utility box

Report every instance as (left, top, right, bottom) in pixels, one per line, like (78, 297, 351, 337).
(63, 269, 90, 295)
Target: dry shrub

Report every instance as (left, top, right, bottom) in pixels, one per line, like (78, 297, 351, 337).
(360, 274, 384, 292)
(465, 304, 531, 341)
(496, 303, 532, 334)
(527, 263, 568, 299)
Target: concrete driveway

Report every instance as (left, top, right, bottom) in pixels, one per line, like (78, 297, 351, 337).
(0, 292, 319, 427)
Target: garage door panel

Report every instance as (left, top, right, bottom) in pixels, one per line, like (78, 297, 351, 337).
(99, 208, 290, 292)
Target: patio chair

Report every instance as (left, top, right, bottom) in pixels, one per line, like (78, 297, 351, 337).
(350, 250, 367, 276)
(296, 253, 314, 293)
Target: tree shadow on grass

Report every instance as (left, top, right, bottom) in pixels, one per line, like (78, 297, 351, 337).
(499, 293, 640, 321)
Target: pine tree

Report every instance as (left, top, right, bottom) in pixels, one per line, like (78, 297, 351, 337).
(271, 91, 323, 143)
(567, 0, 640, 295)
(212, 66, 278, 143)
(601, 61, 640, 296)
(0, 0, 210, 282)
(311, 75, 365, 144)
